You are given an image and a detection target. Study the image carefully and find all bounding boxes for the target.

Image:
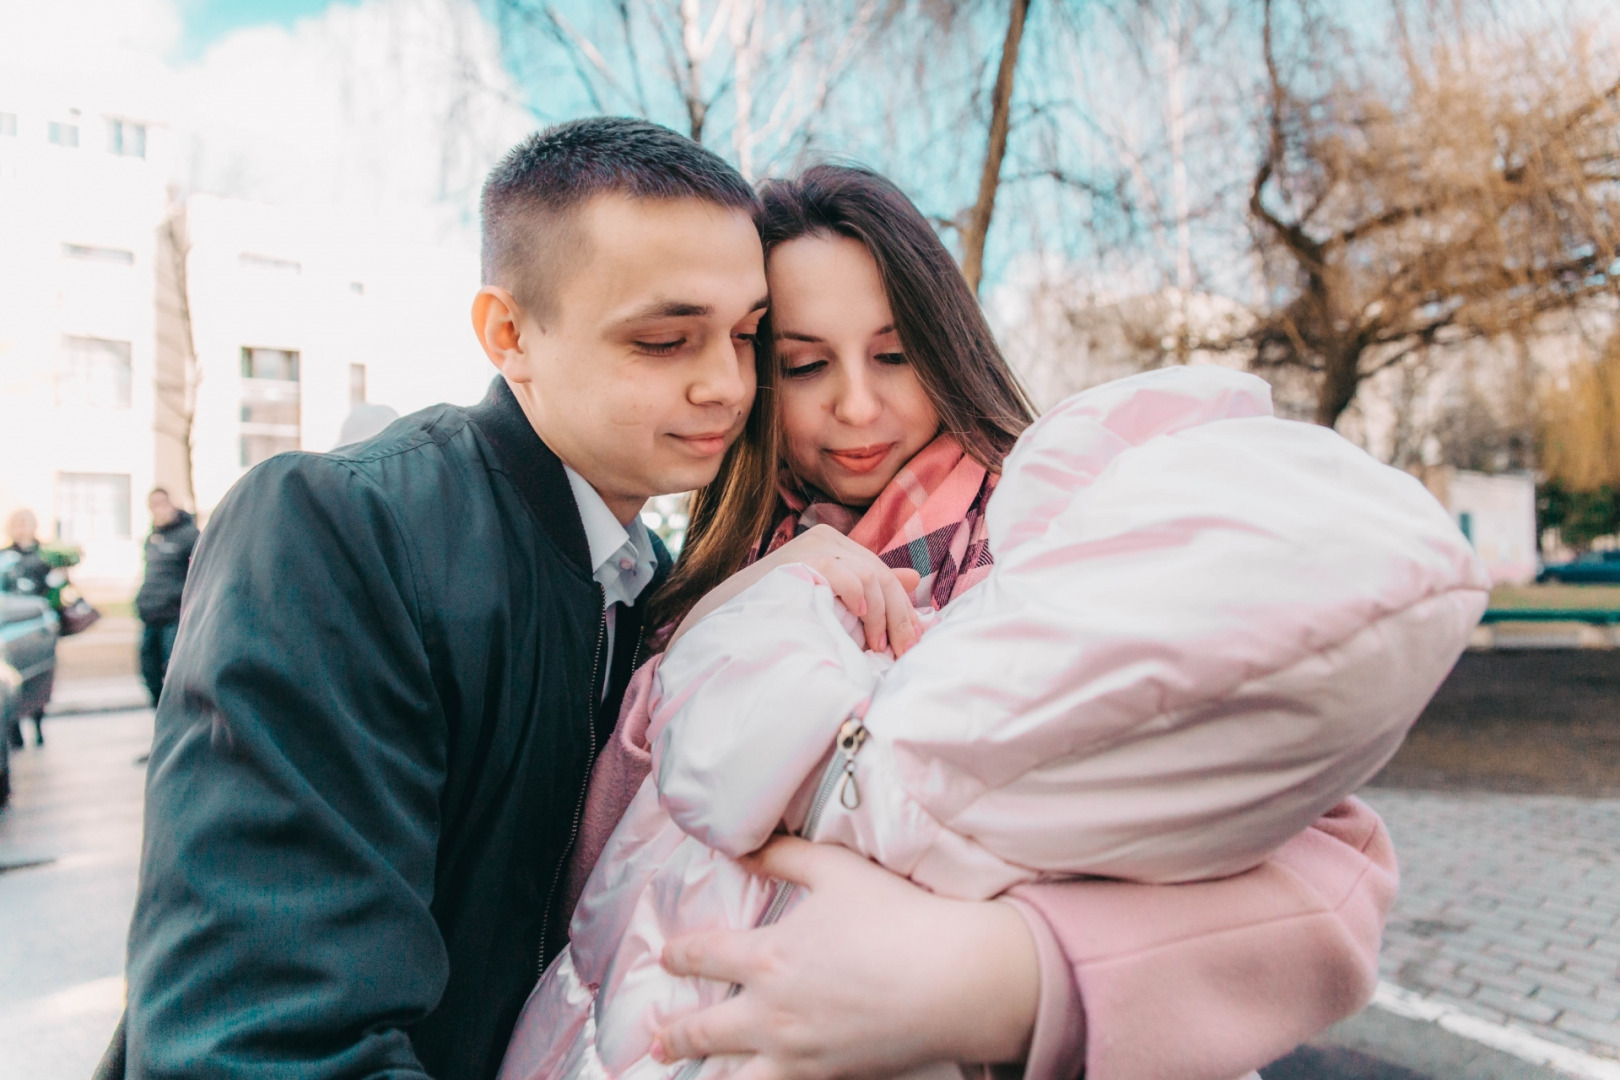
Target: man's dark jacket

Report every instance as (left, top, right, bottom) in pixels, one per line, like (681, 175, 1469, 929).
(134, 509, 199, 624)
(98, 379, 669, 1080)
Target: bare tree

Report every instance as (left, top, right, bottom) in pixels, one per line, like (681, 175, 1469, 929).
(960, 0, 1034, 295)
(492, 0, 1057, 293)
(489, 0, 883, 178)
(1246, 0, 1620, 428)
(1059, 0, 1243, 349)
(152, 194, 202, 511)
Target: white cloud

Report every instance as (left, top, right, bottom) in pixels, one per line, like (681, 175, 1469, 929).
(0, 0, 183, 59)
(0, 0, 532, 248)
(173, 0, 533, 248)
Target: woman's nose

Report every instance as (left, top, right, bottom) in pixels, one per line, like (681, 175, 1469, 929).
(833, 366, 882, 426)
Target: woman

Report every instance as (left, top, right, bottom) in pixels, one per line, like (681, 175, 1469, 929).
(553, 166, 1397, 1080)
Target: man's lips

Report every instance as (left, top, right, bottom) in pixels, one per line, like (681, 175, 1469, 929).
(824, 443, 896, 475)
(670, 431, 732, 456)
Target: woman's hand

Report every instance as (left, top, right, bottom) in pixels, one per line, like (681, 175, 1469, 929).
(652, 837, 1039, 1080)
(669, 525, 923, 655)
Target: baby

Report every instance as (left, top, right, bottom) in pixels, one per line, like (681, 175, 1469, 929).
(500, 367, 1489, 1080)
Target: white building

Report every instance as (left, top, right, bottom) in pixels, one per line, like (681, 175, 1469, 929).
(180, 195, 491, 517)
(1, 76, 494, 599)
(1421, 468, 1539, 586)
(0, 54, 172, 593)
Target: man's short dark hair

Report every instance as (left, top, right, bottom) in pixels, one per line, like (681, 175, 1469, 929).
(480, 117, 760, 320)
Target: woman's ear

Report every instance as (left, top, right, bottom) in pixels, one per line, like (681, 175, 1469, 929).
(471, 286, 533, 382)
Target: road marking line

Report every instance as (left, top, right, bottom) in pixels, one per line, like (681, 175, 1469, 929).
(1373, 981, 1620, 1080)
(0, 856, 57, 874)
(12, 975, 125, 1025)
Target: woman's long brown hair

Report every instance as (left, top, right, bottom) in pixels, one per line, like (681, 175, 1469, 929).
(646, 164, 1037, 639)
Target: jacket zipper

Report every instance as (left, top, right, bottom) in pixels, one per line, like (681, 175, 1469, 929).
(537, 587, 609, 979)
(671, 718, 868, 1080)
(753, 718, 867, 928)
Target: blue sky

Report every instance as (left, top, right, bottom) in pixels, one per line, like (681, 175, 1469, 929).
(175, 0, 338, 58)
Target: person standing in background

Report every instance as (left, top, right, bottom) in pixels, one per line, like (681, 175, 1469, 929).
(3, 508, 55, 746)
(334, 402, 399, 449)
(134, 489, 198, 706)
(2, 509, 54, 601)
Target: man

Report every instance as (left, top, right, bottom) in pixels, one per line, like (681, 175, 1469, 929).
(100, 118, 861, 1080)
(133, 489, 198, 707)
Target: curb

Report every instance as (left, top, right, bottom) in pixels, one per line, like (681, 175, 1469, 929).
(44, 700, 152, 718)
(1373, 982, 1620, 1080)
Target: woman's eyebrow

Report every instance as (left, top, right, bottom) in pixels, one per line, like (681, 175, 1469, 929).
(775, 323, 895, 343)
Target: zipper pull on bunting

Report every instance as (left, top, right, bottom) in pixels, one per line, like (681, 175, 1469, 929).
(835, 718, 868, 810)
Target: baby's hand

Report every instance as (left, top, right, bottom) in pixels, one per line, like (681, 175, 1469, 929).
(669, 525, 921, 656)
(763, 525, 922, 655)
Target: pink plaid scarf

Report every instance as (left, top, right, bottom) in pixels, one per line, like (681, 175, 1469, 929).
(762, 435, 997, 611)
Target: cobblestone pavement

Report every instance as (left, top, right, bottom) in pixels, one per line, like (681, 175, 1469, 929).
(1362, 787, 1620, 1062)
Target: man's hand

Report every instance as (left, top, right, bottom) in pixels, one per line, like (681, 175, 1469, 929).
(670, 525, 923, 656)
(652, 838, 1038, 1080)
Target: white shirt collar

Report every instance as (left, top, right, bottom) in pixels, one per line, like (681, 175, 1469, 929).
(563, 465, 658, 609)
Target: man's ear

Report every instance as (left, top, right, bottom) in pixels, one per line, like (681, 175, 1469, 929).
(471, 286, 534, 382)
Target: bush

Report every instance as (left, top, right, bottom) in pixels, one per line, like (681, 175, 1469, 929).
(1538, 480, 1620, 550)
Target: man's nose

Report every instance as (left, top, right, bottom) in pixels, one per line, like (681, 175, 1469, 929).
(690, 337, 750, 409)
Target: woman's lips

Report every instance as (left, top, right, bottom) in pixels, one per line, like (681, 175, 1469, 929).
(824, 443, 896, 475)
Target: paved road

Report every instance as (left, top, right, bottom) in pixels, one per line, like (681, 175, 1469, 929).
(2, 709, 1606, 1080)
(0, 708, 148, 1080)
(1363, 787, 1620, 1061)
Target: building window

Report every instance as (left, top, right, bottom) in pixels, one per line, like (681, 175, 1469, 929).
(57, 336, 133, 409)
(238, 252, 302, 274)
(242, 346, 300, 382)
(62, 242, 135, 265)
(47, 120, 79, 148)
(108, 118, 146, 158)
(241, 347, 301, 467)
(0, 112, 16, 137)
(56, 472, 131, 544)
(349, 363, 367, 405)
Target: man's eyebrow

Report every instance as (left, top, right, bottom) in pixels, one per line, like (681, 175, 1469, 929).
(618, 300, 713, 321)
(615, 295, 770, 323)
(776, 323, 894, 343)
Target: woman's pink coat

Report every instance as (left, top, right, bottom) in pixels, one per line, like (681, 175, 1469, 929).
(554, 673, 1400, 1080)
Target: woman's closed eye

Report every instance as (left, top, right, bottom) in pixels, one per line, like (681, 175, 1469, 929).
(782, 358, 828, 379)
(875, 352, 907, 366)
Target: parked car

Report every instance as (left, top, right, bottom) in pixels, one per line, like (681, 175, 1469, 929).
(0, 657, 22, 807)
(0, 593, 58, 803)
(1537, 550, 1620, 584)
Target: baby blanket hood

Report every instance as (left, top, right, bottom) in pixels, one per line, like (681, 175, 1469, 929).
(499, 367, 1488, 1080)
(656, 365, 1487, 893)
